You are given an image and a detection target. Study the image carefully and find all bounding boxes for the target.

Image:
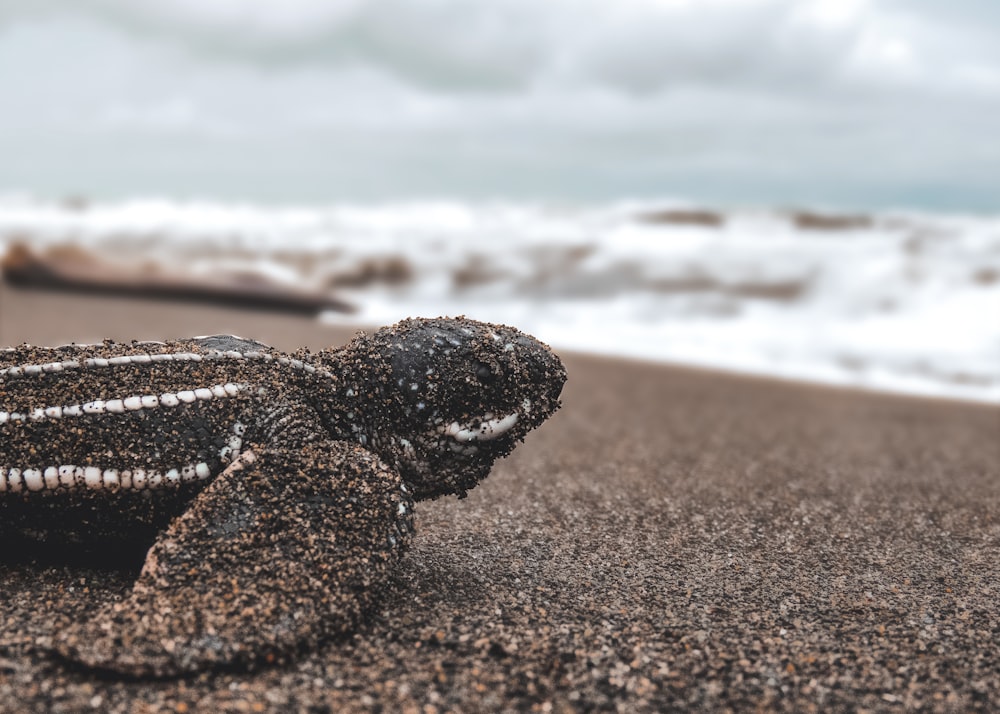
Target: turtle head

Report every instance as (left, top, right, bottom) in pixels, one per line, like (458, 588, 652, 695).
(345, 317, 566, 500)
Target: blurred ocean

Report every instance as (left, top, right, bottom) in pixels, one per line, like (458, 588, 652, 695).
(1, 195, 997, 404)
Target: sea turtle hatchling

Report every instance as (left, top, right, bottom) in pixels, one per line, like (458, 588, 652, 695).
(0, 317, 566, 676)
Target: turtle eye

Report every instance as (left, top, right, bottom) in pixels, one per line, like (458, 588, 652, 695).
(475, 362, 494, 383)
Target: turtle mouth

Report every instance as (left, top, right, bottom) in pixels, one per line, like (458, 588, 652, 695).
(439, 399, 530, 444)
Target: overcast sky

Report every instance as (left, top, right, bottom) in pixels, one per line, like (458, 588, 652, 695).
(0, 0, 998, 209)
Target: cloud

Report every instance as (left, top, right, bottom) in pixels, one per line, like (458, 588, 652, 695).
(0, 0, 997, 208)
(4, 0, 997, 101)
(0, 0, 935, 92)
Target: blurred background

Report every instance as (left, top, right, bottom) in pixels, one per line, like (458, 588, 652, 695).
(0, 0, 997, 402)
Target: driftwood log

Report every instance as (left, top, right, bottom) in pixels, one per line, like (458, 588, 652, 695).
(1, 243, 354, 316)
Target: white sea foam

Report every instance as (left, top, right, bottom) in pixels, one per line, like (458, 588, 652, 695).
(1, 196, 997, 404)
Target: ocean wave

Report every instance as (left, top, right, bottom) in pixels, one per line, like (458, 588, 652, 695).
(1, 196, 998, 403)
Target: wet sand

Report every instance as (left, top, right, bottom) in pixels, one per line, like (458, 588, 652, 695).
(1, 284, 998, 712)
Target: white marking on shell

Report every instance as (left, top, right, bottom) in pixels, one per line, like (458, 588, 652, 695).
(1, 382, 244, 424)
(221, 420, 245, 462)
(59, 465, 75, 487)
(84, 467, 102, 489)
(82, 400, 106, 414)
(41, 362, 63, 373)
(105, 399, 125, 414)
(123, 396, 143, 411)
(0, 461, 220, 493)
(24, 365, 42, 375)
(23, 468, 43, 491)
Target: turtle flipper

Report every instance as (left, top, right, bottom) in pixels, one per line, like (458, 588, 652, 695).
(54, 440, 414, 677)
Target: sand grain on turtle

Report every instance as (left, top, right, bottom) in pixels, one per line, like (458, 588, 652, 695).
(0, 317, 566, 676)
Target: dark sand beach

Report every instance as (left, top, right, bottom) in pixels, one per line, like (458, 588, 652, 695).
(0, 284, 998, 712)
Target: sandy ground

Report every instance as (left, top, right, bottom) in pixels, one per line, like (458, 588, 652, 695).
(0, 284, 998, 712)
